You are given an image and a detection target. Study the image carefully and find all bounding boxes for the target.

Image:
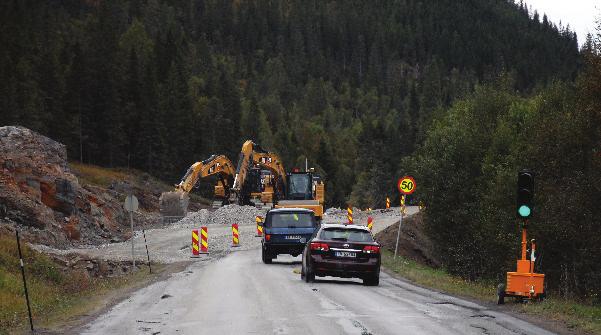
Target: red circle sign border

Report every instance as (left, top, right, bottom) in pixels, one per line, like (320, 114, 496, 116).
(398, 176, 416, 195)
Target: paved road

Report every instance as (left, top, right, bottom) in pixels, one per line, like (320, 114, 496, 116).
(82, 248, 555, 335)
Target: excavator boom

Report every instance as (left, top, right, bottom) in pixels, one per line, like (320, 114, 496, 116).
(160, 155, 235, 217)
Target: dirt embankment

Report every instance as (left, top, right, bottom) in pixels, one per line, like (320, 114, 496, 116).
(374, 211, 441, 268)
(0, 126, 201, 249)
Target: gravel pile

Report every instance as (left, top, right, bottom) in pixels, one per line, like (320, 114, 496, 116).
(178, 205, 265, 228)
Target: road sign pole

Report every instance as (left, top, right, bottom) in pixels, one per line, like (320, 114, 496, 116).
(130, 210, 135, 269)
(395, 176, 416, 260)
(124, 195, 139, 271)
(394, 210, 403, 259)
(394, 195, 407, 259)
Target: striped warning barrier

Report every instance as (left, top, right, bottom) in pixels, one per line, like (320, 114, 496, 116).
(200, 226, 208, 253)
(367, 217, 373, 231)
(347, 206, 353, 225)
(386, 197, 390, 209)
(232, 223, 240, 247)
(192, 229, 200, 257)
(255, 216, 263, 237)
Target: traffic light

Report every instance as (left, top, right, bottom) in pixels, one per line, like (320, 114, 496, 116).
(516, 170, 534, 219)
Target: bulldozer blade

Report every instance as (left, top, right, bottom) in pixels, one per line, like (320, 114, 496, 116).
(159, 191, 189, 218)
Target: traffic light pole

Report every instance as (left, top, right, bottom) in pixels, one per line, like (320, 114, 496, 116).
(521, 221, 528, 261)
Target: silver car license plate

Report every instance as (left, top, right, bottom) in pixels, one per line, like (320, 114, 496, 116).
(335, 251, 356, 258)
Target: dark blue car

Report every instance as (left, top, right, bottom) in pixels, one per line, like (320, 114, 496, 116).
(261, 208, 319, 264)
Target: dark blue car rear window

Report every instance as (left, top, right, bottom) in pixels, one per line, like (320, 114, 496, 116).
(269, 213, 314, 228)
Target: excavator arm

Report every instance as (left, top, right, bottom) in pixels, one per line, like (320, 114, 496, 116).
(176, 155, 235, 193)
(160, 155, 235, 217)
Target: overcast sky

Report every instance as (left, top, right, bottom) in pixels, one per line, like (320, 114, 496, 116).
(521, 0, 599, 45)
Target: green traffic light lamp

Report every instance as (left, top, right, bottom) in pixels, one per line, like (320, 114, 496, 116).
(518, 205, 531, 218)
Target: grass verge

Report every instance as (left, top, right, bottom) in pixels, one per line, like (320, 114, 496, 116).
(69, 162, 131, 188)
(381, 249, 601, 334)
(0, 233, 174, 334)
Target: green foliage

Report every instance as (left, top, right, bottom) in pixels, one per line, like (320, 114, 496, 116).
(405, 46, 601, 298)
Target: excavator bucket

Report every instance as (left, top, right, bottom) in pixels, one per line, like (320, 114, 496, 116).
(159, 191, 189, 218)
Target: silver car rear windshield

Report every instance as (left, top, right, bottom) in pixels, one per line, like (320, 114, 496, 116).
(320, 228, 373, 242)
(269, 213, 314, 228)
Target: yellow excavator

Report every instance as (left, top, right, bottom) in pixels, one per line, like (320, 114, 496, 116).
(231, 140, 271, 206)
(253, 151, 287, 205)
(159, 155, 236, 217)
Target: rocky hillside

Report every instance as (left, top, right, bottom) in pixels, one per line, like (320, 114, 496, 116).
(0, 126, 203, 248)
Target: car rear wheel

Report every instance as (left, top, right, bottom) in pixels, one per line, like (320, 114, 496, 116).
(363, 273, 380, 286)
(262, 247, 272, 264)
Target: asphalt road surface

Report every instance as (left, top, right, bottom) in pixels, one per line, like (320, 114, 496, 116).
(82, 248, 555, 335)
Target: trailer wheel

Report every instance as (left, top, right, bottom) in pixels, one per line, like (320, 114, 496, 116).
(497, 283, 506, 305)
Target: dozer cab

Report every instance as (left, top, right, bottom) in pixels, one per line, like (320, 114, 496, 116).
(275, 170, 325, 220)
(160, 155, 235, 218)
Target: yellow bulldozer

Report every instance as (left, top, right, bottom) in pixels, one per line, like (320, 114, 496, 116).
(159, 154, 235, 217)
(274, 167, 325, 220)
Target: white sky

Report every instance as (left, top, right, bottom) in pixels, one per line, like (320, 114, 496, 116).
(521, 0, 599, 45)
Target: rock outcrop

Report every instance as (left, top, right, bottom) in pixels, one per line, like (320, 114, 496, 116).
(0, 126, 128, 248)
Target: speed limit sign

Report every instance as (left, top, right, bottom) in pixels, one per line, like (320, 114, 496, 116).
(398, 176, 416, 195)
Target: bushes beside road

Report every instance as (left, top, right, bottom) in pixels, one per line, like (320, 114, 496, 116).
(401, 43, 601, 299)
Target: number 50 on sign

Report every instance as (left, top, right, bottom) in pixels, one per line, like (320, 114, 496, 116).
(398, 176, 416, 195)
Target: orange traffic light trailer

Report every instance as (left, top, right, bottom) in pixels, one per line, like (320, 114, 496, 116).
(498, 225, 545, 304)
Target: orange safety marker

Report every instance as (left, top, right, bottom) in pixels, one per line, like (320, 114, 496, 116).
(347, 206, 353, 224)
(386, 197, 390, 209)
(255, 216, 263, 237)
(367, 217, 373, 231)
(200, 226, 209, 253)
(192, 229, 200, 257)
(232, 223, 240, 247)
